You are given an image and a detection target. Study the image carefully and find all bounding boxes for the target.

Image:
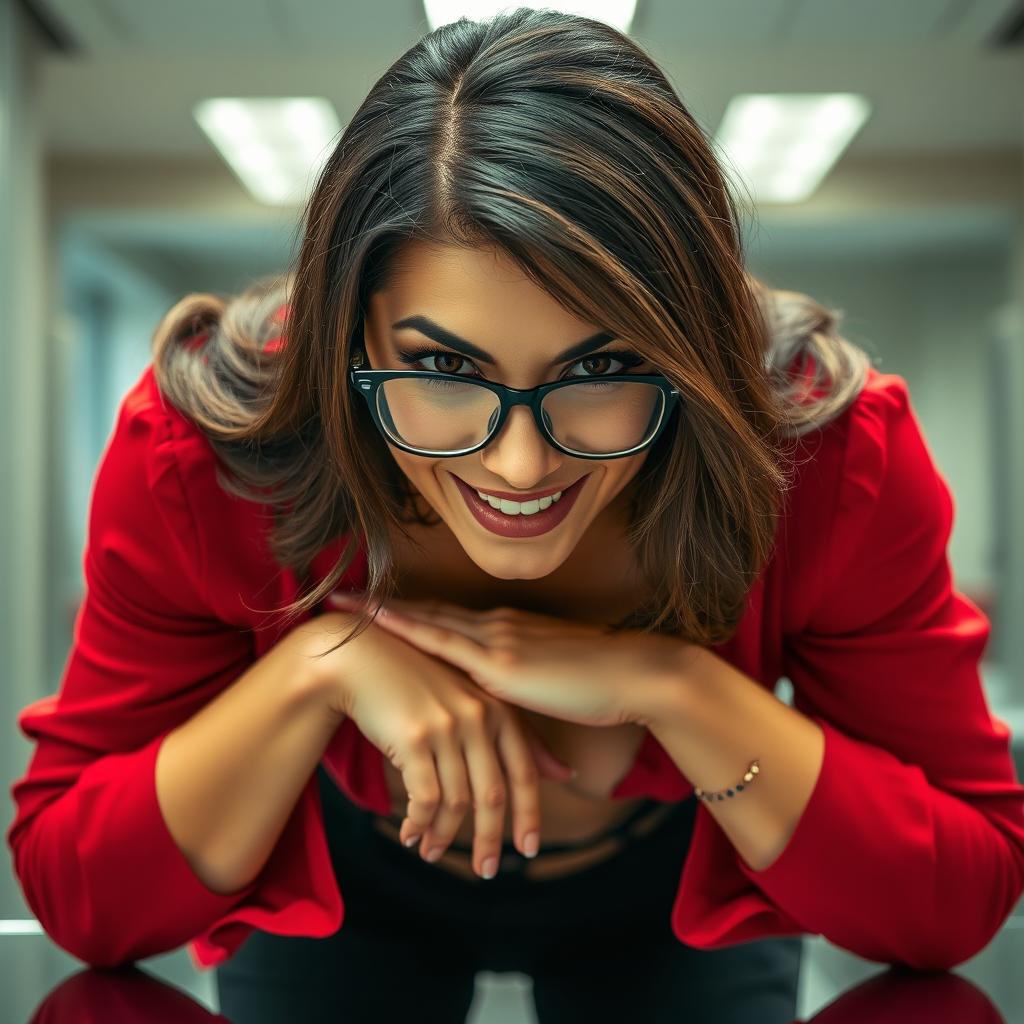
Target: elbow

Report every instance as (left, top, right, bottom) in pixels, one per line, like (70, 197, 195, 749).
(895, 928, 1001, 973)
(900, 845, 1024, 972)
(9, 828, 162, 970)
(55, 934, 143, 971)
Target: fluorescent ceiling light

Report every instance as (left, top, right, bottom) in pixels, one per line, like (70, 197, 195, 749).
(193, 98, 342, 207)
(423, 0, 637, 34)
(713, 93, 871, 205)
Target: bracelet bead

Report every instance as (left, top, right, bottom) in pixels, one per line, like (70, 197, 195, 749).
(693, 759, 760, 802)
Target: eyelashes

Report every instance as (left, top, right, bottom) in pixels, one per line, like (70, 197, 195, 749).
(395, 345, 647, 379)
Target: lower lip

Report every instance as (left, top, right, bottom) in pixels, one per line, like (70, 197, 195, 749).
(451, 474, 588, 538)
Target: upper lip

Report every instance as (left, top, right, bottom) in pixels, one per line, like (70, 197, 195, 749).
(454, 475, 580, 502)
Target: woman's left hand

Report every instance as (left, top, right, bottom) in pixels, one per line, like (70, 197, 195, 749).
(325, 592, 690, 729)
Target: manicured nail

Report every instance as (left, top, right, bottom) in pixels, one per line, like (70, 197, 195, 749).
(482, 856, 499, 879)
(404, 834, 421, 848)
(522, 832, 539, 858)
(425, 846, 445, 863)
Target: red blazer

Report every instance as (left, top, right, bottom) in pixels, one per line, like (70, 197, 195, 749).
(8, 355, 1024, 973)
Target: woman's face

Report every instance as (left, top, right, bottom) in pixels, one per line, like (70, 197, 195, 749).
(361, 240, 653, 581)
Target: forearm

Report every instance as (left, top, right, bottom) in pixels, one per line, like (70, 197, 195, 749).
(645, 645, 825, 872)
(155, 621, 344, 895)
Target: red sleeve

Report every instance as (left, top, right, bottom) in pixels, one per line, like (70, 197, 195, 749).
(5, 369, 343, 969)
(727, 374, 1024, 968)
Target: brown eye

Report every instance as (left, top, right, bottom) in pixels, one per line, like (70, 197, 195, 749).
(579, 355, 614, 376)
(396, 348, 479, 376)
(565, 350, 646, 379)
(432, 352, 464, 374)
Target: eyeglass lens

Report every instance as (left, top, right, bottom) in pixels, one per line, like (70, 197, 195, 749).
(375, 376, 665, 456)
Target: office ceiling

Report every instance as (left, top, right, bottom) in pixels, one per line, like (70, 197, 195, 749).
(29, 0, 1024, 278)
(30, 0, 1024, 156)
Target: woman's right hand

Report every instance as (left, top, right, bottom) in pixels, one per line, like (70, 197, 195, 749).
(290, 610, 575, 880)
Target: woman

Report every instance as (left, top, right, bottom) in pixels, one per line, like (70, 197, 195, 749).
(8, 8, 1024, 1023)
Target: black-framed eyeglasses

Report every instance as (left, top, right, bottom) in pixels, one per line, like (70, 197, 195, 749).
(348, 350, 682, 459)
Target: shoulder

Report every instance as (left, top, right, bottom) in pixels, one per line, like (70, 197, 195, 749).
(785, 364, 929, 513)
(106, 362, 238, 545)
(786, 364, 912, 481)
(102, 362, 283, 620)
(808, 365, 947, 546)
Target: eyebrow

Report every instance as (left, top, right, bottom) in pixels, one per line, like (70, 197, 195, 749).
(391, 315, 617, 366)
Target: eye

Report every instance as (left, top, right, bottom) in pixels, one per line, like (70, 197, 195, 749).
(396, 347, 481, 377)
(395, 345, 647, 380)
(563, 350, 646, 378)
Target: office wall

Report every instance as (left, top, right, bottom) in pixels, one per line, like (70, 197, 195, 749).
(0, 0, 52, 916)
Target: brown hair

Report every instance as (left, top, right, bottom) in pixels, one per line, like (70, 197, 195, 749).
(151, 8, 874, 649)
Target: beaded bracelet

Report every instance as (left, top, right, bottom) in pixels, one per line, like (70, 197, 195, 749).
(693, 759, 760, 803)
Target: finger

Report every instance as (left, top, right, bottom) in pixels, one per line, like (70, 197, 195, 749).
(460, 709, 512, 878)
(370, 612, 492, 682)
(396, 739, 443, 850)
(418, 725, 472, 865)
(381, 607, 494, 647)
(384, 597, 478, 621)
(494, 716, 543, 860)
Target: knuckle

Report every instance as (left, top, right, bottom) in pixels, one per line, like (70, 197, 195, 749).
(484, 605, 514, 621)
(402, 724, 431, 747)
(457, 698, 488, 725)
(491, 646, 521, 669)
(478, 782, 507, 808)
(483, 615, 515, 636)
(413, 789, 441, 811)
(444, 792, 471, 814)
(430, 711, 458, 736)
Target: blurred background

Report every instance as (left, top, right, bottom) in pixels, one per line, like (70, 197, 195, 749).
(0, 0, 1022, 1020)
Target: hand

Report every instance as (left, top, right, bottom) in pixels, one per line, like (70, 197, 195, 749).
(325, 593, 690, 730)
(295, 610, 576, 878)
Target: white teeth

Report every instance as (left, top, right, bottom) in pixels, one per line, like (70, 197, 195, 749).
(475, 489, 562, 516)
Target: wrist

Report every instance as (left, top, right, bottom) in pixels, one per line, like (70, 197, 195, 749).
(282, 613, 361, 721)
(639, 640, 704, 736)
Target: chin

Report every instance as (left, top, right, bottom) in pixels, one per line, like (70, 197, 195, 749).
(459, 537, 573, 581)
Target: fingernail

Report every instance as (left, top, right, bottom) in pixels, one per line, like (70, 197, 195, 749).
(522, 831, 539, 858)
(482, 856, 499, 879)
(404, 834, 421, 848)
(425, 846, 445, 863)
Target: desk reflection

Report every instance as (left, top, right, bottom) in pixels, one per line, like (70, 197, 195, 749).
(5, 924, 1018, 1024)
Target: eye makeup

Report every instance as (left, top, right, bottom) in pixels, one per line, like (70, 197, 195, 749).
(395, 344, 647, 380)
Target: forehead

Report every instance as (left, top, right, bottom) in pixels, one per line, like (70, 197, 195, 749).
(375, 240, 600, 348)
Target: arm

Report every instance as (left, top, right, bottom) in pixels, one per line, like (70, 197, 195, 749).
(645, 645, 825, 874)
(638, 374, 1024, 970)
(155, 621, 345, 896)
(6, 372, 347, 968)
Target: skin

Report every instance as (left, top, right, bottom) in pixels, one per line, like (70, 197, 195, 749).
(361, 239, 654, 584)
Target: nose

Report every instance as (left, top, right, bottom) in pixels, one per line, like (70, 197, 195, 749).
(479, 405, 562, 489)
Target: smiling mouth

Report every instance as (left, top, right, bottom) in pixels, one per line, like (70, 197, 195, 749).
(452, 476, 575, 503)
(449, 472, 590, 538)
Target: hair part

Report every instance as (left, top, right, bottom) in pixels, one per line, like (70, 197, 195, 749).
(151, 7, 875, 651)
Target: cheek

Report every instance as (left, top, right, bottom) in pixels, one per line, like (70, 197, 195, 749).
(388, 453, 439, 500)
(607, 451, 647, 488)
(596, 455, 648, 504)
